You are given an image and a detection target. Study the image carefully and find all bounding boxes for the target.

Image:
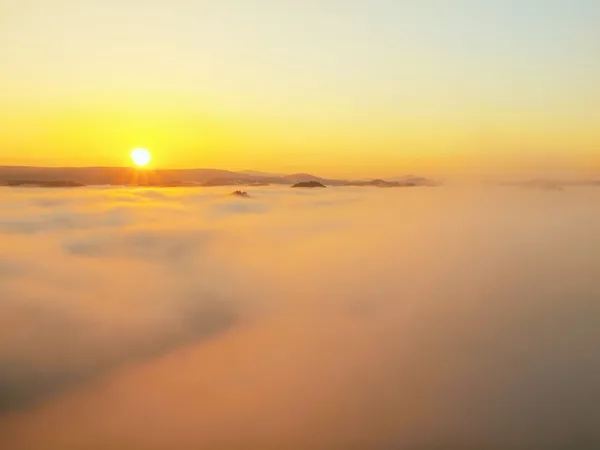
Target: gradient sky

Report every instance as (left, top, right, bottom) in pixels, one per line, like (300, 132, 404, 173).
(1, 0, 599, 176)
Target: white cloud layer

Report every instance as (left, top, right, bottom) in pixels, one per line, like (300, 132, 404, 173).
(0, 185, 599, 449)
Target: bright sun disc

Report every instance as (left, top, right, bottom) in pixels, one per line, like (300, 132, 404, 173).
(131, 148, 151, 167)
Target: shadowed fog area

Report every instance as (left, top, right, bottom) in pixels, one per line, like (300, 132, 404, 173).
(0, 185, 599, 449)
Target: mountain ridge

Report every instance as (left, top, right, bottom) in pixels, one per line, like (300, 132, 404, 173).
(0, 166, 438, 188)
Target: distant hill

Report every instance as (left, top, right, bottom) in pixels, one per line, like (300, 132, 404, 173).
(0, 166, 439, 188)
(387, 175, 441, 186)
(491, 178, 600, 190)
(2, 179, 85, 188)
(0, 166, 244, 186)
(345, 179, 423, 188)
(292, 181, 327, 188)
(241, 170, 284, 178)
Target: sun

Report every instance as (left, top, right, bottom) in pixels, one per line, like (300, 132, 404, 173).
(131, 148, 151, 167)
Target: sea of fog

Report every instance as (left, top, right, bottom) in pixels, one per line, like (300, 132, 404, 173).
(0, 185, 599, 449)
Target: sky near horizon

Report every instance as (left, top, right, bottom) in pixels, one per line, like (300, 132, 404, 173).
(1, 0, 599, 177)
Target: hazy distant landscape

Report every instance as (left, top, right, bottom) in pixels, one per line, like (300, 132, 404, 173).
(0, 166, 439, 188)
(1, 185, 599, 449)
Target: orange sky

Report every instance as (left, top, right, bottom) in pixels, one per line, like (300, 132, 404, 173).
(1, 1, 599, 177)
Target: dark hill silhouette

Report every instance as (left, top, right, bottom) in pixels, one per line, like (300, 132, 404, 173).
(292, 181, 327, 188)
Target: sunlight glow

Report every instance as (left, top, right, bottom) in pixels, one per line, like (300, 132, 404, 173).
(131, 148, 151, 167)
